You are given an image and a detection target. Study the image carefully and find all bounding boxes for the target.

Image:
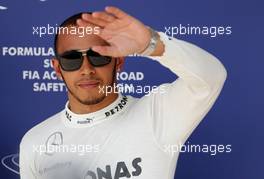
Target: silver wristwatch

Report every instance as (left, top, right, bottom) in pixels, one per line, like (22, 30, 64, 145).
(139, 27, 159, 56)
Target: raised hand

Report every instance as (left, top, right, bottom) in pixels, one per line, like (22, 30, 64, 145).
(77, 6, 152, 57)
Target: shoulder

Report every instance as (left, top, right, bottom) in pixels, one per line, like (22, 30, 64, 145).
(20, 110, 63, 147)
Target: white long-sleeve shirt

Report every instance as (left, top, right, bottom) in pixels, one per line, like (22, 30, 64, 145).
(19, 31, 227, 179)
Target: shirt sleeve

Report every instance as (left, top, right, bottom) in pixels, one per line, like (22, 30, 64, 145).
(141, 31, 227, 147)
(19, 139, 37, 179)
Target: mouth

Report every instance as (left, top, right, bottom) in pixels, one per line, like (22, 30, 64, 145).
(77, 80, 100, 89)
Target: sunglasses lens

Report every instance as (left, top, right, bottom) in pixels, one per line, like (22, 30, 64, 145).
(89, 56, 111, 67)
(59, 51, 83, 71)
(58, 49, 111, 71)
(87, 50, 111, 67)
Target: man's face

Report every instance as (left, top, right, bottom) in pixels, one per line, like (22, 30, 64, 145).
(53, 25, 123, 105)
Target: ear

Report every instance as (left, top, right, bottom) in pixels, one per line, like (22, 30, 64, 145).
(115, 57, 125, 72)
(52, 58, 63, 81)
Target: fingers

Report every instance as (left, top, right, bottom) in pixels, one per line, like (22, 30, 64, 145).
(92, 12, 116, 23)
(78, 11, 118, 28)
(80, 13, 108, 27)
(77, 6, 130, 29)
(105, 6, 128, 19)
(76, 18, 114, 41)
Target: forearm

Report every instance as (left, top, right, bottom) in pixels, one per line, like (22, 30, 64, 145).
(148, 31, 227, 96)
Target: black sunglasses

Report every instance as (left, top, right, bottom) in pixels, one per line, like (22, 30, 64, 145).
(56, 48, 112, 71)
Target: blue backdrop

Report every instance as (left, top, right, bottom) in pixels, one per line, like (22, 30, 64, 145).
(0, 0, 263, 178)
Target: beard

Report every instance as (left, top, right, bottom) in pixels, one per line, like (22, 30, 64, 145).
(62, 75, 107, 105)
(61, 59, 117, 106)
(69, 86, 106, 105)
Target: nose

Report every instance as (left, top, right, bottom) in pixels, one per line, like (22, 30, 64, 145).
(79, 55, 96, 75)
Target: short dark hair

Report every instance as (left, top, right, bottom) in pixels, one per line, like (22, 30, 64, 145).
(53, 12, 92, 57)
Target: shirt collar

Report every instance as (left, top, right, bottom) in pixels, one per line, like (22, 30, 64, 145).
(61, 94, 130, 128)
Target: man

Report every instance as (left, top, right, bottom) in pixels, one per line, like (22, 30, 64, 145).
(19, 6, 227, 179)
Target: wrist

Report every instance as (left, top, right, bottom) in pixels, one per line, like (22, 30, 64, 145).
(138, 26, 162, 56)
(137, 26, 152, 54)
(137, 27, 165, 56)
(149, 34, 165, 56)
